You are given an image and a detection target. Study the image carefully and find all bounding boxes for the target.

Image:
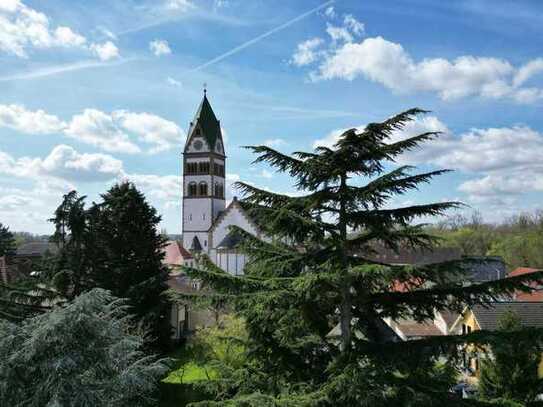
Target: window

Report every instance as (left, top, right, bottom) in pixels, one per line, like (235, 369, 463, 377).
(198, 162, 210, 174)
(188, 182, 197, 196)
(215, 182, 224, 198)
(213, 163, 224, 177)
(189, 214, 192, 221)
(199, 182, 208, 196)
(203, 213, 206, 220)
(185, 162, 198, 174)
(195, 128, 201, 135)
(204, 240, 207, 247)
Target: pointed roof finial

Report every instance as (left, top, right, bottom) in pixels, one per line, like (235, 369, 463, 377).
(203, 82, 207, 95)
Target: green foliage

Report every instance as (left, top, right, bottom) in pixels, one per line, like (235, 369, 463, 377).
(180, 109, 543, 405)
(190, 315, 248, 370)
(43, 183, 171, 350)
(90, 182, 172, 350)
(433, 210, 543, 271)
(0, 289, 169, 407)
(479, 311, 543, 404)
(0, 222, 16, 257)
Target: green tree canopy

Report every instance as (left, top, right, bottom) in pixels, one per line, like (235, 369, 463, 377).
(479, 310, 543, 404)
(0, 288, 169, 407)
(179, 109, 543, 406)
(0, 222, 16, 258)
(44, 183, 171, 351)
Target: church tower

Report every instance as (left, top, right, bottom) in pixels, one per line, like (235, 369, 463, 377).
(182, 91, 226, 254)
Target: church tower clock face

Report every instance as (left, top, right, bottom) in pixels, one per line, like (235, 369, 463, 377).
(193, 140, 203, 150)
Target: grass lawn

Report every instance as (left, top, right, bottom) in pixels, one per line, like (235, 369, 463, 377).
(162, 343, 217, 384)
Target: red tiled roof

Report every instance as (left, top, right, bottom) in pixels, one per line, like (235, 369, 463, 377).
(508, 267, 543, 302)
(162, 241, 192, 266)
(509, 267, 540, 277)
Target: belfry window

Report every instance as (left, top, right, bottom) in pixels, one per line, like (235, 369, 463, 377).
(198, 162, 210, 174)
(199, 182, 208, 196)
(186, 162, 198, 174)
(213, 163, 224, 176)
(188, 182, 197, 196)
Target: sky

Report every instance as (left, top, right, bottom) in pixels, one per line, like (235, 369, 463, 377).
(1, 0, 543, 234)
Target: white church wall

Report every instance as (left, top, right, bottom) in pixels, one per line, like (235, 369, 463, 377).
(182, 231, 210, 254)
(212, 205, 258, 249)
(183, 198, 212, 231)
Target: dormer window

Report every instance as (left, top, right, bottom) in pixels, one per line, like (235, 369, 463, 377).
(195, 128, 201, 136)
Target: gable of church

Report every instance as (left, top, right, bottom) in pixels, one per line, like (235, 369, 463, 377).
(210, 200, 260, 249)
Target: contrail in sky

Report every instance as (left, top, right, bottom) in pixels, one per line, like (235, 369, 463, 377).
(189, 0, 335, 72)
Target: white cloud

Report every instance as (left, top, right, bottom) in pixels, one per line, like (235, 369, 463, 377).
(513, 58, 543, 87)
(320, 116, 543, 204)
(214, 0, 229, 9)
(65, 109, 141, 154)
(323, 6, 336, 18)
(260, 169, 273, 179)
(308, 36, 543, 103)
(0, 0, 121, 62)
(264, 138, 288, 148)
(114, 110, 183, 153)
(291, 37, 323, 66)
(313, 125, 364, 149)
(0, 104, 66, 134)
(292, 16, 543, 104)
(326, 24, 354, 44)
(53, 26, 86, 47)
(123, 173, 180, 201)
(149, 39, 171, 56)
(0, 104, 184, 154)
(343, 14, 364, 36)
(90, 41, 119, 61)
(0, 144, 123, 182)
(0, 0, 88, 57)
(167, 77, 182, 87)
(165, 0, 194, 11)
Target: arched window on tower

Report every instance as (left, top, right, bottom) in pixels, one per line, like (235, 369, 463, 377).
(199, 182, 208, 196)
(198, 162, 210, 174)
(188, 182, 197, 196)
(215, 182, 224, 198)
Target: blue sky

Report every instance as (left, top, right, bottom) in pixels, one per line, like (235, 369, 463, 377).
(1, 0, 543, 234)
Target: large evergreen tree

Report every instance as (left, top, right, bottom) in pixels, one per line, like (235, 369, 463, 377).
(14, 183, 172, 350)
(0, 289, 169, 406)
(0, 222, 16, 258)
(479, 310, 543, 404)
(181, 109, 543, 405)
(90, 182, 172, 351)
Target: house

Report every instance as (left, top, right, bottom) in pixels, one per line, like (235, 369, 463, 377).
(380, 251, 506, 340)
(450, 302, 543, 379)
(508, 267, 543, 301)
(1, 241, 58, 284)
(162, 240, 194, 270)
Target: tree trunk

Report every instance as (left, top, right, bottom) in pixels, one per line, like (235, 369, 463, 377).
(339, 174, 352, 353)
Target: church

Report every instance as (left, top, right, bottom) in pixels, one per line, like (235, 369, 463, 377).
(179, 91, 262, 275)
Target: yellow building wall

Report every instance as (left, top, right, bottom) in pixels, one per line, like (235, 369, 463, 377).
(460, 309, 543, 379)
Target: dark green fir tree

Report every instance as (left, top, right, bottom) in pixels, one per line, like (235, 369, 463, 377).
(0, 222, 16, 258)
(479, 310, 543, 404)
(91, 182, 172, 351)
(179, 109, 543, 406)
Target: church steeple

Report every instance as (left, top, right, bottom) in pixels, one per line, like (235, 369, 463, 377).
(182, 91, 226, 255)
(184, 92, 225, 156)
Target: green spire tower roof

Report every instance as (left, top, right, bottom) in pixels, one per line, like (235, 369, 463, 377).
(186, 92, 223, 152)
